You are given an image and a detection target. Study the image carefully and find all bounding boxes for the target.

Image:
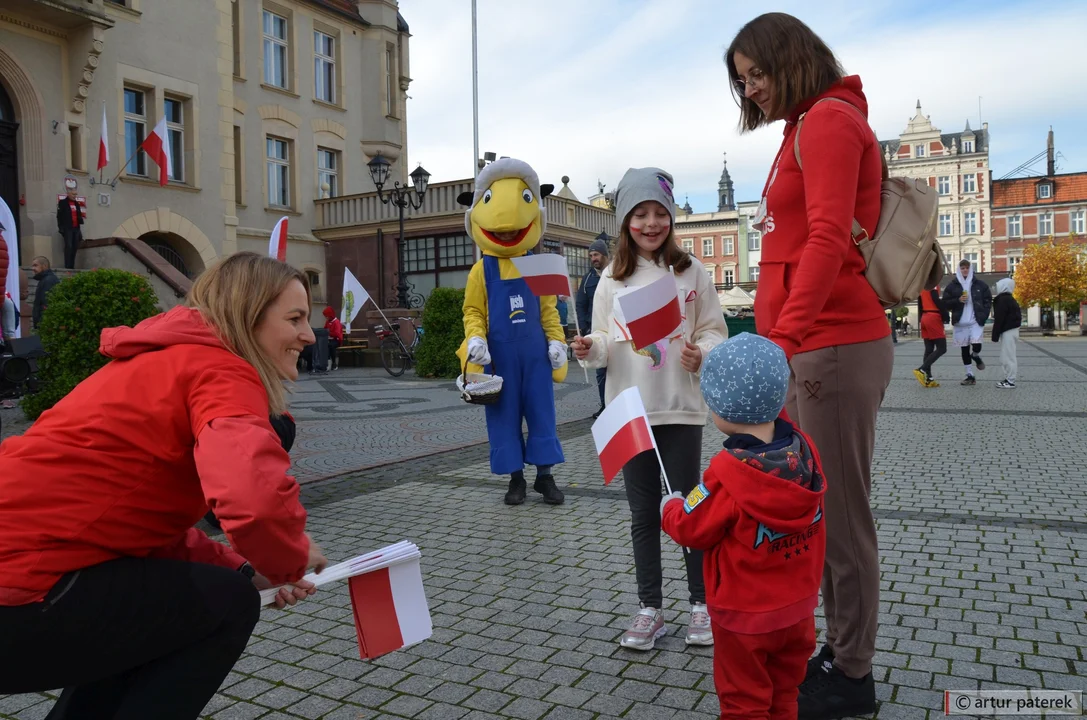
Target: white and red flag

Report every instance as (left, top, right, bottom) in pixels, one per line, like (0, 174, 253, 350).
(268, 216, 289, 261)
(616, 273, 682, 350)
(510, 253, 571, 297)
(140, 115, 172, 186)
(97, 103, 109, 172)
(591, 386, 657, 485)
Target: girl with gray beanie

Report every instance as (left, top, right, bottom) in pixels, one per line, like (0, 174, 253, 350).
(572, 167, 728, 650)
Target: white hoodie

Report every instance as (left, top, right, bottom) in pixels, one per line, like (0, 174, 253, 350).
(956, 266, 976, 327)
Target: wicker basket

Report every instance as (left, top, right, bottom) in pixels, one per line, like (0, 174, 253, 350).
(456, 358, 503, 405)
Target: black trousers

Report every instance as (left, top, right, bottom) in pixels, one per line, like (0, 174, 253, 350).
(0, 557, 260, 720)
(622, 423, 705, 609)
(961, 343, 983, 364)
(596, 368, 607, 407)
(920, 338, 947, 376)
(61, 228, 83, 269)
(328, 339, 340, 369)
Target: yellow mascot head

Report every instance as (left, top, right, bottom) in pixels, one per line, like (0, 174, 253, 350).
(458, 158, 554, 258)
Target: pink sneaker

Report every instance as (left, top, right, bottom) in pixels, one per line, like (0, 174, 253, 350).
(619, 608, 666, 651)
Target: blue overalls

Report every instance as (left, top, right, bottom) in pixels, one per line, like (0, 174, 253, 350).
(482, 255, 565, 475)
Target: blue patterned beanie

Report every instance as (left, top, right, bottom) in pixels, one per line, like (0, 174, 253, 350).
(700, 333, 789, 424)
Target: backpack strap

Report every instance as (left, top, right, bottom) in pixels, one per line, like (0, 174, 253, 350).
(793, 98, 873, 244)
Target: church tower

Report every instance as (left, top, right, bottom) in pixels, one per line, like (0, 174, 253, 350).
(718, 152, 735, 211)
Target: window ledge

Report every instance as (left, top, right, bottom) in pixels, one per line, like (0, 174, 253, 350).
(261, 84, 301, 99)
(265, 206, 303, 217)
(313, 98, 346, 113)
(120, 175, 202, 193)
(233, 75, 247, 83)
(66, 169, 89, 176)
(105, 3, 142, 21)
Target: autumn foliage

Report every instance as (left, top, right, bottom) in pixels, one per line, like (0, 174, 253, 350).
(1012, 238, 1087, 312)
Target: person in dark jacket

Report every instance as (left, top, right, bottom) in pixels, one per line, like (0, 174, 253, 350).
(991, 278, 1022, 389)
(576, 236, 609, 417)
(31, 256, 60, 330)
(942, 260, 992, 386)
(56, 183, 84, 269)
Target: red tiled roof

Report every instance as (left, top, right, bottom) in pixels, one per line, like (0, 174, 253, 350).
(992, 172, 1087, 208)
(302, 0, 370, 26)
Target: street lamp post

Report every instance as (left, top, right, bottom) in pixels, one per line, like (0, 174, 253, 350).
(366, 156, 431, 309)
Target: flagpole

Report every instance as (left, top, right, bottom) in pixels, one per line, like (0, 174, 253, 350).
(567, 276, 590, 384)
(471, 0, 481, 265)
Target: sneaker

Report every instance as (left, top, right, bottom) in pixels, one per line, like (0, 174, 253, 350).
(533, 475, 565, 505)
(592, 406, 604, 419)
(997, 380, 1016, 389)
(798, 664, 876, 720)
(971, 353, 986, 371)
(912, 368, 929, 387)
(960, 375, 976, 386)
(925, 378, 940, 388)
(804, 643, 834, 683)
(685, 603, 713, 646)
(504, 474, 526, 505)
(619, 608, 666, 651)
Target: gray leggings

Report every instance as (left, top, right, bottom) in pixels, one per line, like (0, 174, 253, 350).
(621, 423, 705, 609)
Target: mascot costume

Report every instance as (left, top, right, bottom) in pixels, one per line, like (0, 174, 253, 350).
(455, 158, 568, 507)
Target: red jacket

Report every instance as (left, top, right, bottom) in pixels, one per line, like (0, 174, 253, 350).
(662, 426, 827, 634)
(324, 314, 344, 343)
(918, 288, 946, 341)
(0, 230, 9, 333)
(0, 307, 310, 605)
(754, 76, 889, 361)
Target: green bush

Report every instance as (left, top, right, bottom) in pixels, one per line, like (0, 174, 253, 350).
(21, 269, 159, 420)
(414, 287, 466, 378)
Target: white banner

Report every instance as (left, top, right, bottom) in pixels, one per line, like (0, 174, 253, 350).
(341, 267, 372, 331)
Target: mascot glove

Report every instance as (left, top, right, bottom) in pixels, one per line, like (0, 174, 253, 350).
(548, 340, 568, 369)
(467, 336, 491, 366)
(660, 491, 685, 518)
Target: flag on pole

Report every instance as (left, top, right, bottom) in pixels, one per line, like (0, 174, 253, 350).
(616, 273, 682, 350)
(268, 217, 288, 261)
(96, 103, 109, 172)
(140, 115, 172, 186)
(510, 253, 570, 297)
(341, 266, 371, 330)
(0, 197, 20, 339)
(591, 386, 656, 485)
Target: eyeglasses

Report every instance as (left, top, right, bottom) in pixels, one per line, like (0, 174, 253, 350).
(733, 68, 765, 94)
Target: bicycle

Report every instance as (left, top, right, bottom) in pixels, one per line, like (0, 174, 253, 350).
(374, 316, 422, 377)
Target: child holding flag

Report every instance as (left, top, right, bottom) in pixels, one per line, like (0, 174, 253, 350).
(571, 167, 727, 650)
(661, 333, 827, 719)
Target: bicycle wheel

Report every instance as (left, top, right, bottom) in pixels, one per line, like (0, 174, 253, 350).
(380, 337, 407, 377)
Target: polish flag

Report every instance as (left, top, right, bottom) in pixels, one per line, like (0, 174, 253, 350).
(510, 253, 571, 297)
(140, 115, 172, 186)
(591, 386, 656, 485)
(97, 103, 109, 172)
(616, 273, 682, 350)
(268, 216, 288, 261)
(348, 558, 433, 659)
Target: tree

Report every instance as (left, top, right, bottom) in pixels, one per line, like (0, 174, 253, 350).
(1012, 238, 1087, 328)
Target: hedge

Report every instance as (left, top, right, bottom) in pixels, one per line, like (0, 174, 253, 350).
(413, 287, 465, 378)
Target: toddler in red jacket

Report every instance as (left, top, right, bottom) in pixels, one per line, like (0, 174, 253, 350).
(661, 333, 827, 720)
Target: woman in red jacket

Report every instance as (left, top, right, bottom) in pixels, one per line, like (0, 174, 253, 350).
(727, 14, 893, 720)
(0, 252, 327, 720)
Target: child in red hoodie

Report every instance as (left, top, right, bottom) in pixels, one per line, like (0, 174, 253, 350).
(662, 333, 827, 720)
(323, 306, 344, 370)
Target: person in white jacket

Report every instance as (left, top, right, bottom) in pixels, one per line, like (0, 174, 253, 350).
(572, 167, 728, 651)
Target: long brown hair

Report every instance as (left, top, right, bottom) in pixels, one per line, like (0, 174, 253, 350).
(610, 215, 692, 283)
(187, 252, 310, 415)
(726, 13, 844, 132)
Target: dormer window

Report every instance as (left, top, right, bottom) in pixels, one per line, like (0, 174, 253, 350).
(1038, 183, 1053, 200)
(962, 140, 974, 153)
(915, 145, 926, 158)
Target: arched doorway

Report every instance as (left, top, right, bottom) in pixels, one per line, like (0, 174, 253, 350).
(0, 81, 19, 239)
(140, 231, 205, 279)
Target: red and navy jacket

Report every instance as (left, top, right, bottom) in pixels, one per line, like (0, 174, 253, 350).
(662, 420, 827, 634)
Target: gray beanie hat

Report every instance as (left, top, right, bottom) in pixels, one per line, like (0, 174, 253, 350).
(462, 158, 548, 236)
(700, 333, 790, 425)
(589, 236, 609, 257)
(615, 167, 676, 228)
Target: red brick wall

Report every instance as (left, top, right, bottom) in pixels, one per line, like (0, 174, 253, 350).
(1025, 215, 1038, 236)
(992, 216, 1007, 238)
(1055, 212, 1070, 234)
(976, 173, 985, 196)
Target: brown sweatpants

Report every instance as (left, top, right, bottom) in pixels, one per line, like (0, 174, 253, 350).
(785, 336, 893, 679)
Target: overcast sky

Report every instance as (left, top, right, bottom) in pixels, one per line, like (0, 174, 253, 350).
(401, 0, 1087, 213)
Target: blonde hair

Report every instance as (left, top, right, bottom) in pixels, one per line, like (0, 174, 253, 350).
(187, 252, 310, 415)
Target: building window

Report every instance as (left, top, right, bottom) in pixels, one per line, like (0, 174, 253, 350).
(722, 268, 734, 287)
(123, 88, 147, 176)
(314, 31, 335, 103)
(748, 230, 761, 251)
(305, 270, 324, 302)
(750, 266, 760, 282)
(567, 245, 589, 284)
(704, 265, 716, 283)
(963, 139, 974, 153)
(317, 147, 338, 198)
(266, 136, 290, 208)
(68, 124, 85, 172)
(914, 145, 925, 158)
(233, 126, 243, 205)
(962, 174, 976, 194)
(681, 238, 694, 254)
(944, 252, 954, 266)
(1007, 254, 1022, 275)
(723, 237, 734, 255)
(164, 97, 184, 183)
(702, 238, 714, 257)
(963, 212, 977, 235)
(263, 10, 289, 89)
(1039, 212, 1053, 236)
(1038, 183, 1052, 200)
(1073, 209, 1085, 235)
(400, 234, 476, 302)
(1008, 214, 1021, 238)
(937, 176, 951, 195)
(231, 0, 242, 77)
(938, 214, 952, 237)
(385, 45, 396, 117)
(964, 252, 979, 271)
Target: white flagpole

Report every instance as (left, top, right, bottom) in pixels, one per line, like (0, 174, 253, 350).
(566, 276, 590, 384)
(471, 0, 481, 264)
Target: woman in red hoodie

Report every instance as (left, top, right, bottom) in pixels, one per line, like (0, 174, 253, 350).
(0, 252, 327, 720)
(727, 14, 893, 720)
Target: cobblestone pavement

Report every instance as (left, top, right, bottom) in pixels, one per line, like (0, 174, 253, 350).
(3, 338, 1085, 720)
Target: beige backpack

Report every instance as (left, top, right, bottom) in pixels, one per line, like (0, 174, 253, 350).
(795, 98, 947, 309)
